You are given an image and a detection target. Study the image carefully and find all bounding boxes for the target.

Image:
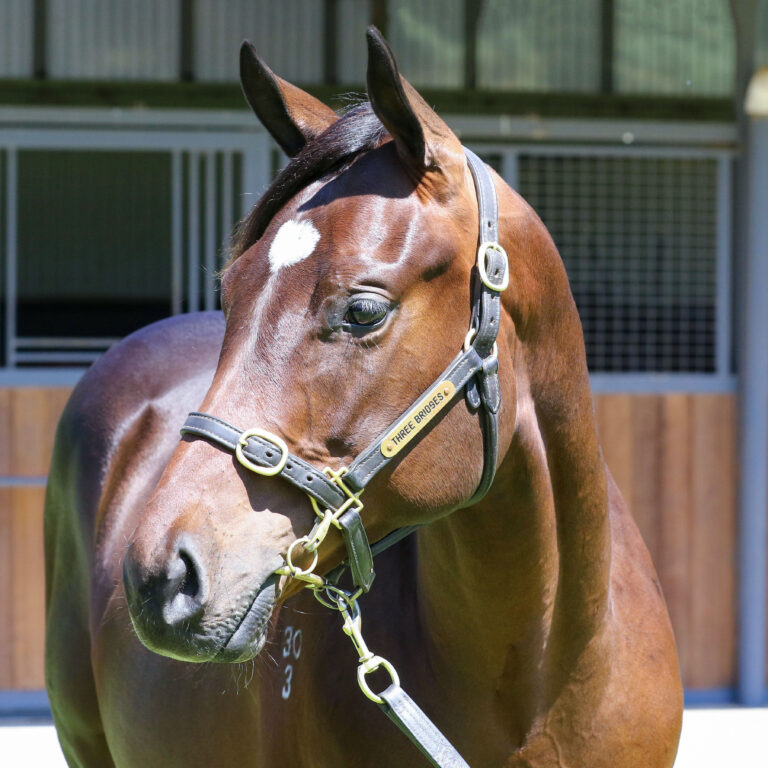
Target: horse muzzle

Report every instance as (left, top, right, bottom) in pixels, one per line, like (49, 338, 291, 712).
(122, 535, 283, 663)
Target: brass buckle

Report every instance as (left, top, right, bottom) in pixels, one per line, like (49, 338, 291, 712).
(477, 241, 509, 291)
(235, 428, 289, 477)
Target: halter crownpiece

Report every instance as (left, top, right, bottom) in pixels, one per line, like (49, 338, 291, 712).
(179, 148, 506, 768)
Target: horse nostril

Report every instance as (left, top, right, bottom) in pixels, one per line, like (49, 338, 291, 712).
(177, 550, 200, 598)
(162, 547, 206, 625)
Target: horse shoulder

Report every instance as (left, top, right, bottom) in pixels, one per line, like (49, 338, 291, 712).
(599, 467, 683, 767)
(44, 311, 224, 767)
(518, 470, 682, 768)
(47, 311, 225, 551)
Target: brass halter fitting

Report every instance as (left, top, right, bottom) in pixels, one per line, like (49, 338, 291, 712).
(304, 467, 364, 553)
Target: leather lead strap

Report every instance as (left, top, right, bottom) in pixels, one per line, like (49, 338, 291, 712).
(378, 685, 471, 768)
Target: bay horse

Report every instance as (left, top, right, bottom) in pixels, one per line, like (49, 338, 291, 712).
(44, 28, 682, 767)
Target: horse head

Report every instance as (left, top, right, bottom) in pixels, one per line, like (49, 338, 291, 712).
(122, 29, 531, 663)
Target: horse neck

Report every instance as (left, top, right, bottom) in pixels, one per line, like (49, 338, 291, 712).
(414, 314, 611, 730)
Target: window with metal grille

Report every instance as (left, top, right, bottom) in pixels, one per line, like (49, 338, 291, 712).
(387, 0, 464, 87)
(517, 153, 726, 374)
(0, 123, 262, 369)
(0, 122, 733, 380)
(0, 0, 740, 99)
(14, 150, 173, 361)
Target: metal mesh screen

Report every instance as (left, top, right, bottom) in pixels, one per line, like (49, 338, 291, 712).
(0, 150, 6, 365)
(388, 0, 464, 87)
(195, 0, 323, 83)
(337, 0, 372, 83)
(518, 154, 720, 373)
(0, 0, 32, 77)
(614, 0, 735, 95)
(47, 0, 179, 80)
(477, 0, 601, 91)
(757, 1, 768, 69)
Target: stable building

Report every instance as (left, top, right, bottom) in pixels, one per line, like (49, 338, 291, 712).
(0, 0, 767, 714)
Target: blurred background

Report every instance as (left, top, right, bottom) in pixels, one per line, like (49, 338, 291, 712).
(0, 0, 767, 723)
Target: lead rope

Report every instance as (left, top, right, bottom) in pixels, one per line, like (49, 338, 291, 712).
(276, 548, 470, 768)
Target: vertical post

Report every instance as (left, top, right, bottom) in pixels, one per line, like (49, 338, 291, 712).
(502, 148, 519, 192)
(241, 134, 270, 218)
(32, 0, 47, 78)
(171, 150, 183, 315)
(187, 152, 200, 312)
(204, 151, 216, 311)
(5, 149, 17, 368)
(463, 0, 483, 90)
(715, 155, 733, 380)
(221, 151, 234, 256)
(739, 69, 768, 706)
(371, 0, 388, 38)
(599, 0, 614, 93)
(0, 151, 3, 366)
(180, 0, 195, 82)
(323, 0, 338, 85)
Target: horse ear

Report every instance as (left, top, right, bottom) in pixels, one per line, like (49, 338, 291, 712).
(365, 27, 459, 170)
(240, 41, 338, 157)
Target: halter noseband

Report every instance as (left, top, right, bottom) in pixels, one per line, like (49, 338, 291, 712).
(180, 148, 508, 594)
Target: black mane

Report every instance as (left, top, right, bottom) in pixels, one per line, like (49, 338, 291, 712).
(230, 102, 388, 261)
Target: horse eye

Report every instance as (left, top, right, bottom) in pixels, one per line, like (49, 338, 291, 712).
(344, 296, 390, 328)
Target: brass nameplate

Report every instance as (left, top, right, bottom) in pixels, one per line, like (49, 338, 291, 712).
(380, 381, 456, 458)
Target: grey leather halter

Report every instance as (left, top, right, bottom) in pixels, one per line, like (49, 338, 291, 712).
(180, 148, 507, 768)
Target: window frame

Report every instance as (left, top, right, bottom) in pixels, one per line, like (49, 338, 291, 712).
(466, 140, 735, 393)
(0, 108, 736, 394)
(0, 109, 270, 381)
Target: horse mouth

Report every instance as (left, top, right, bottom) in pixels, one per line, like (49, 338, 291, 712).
(214, 574, 279, 663)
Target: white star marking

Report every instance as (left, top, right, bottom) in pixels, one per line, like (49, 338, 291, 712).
(268, 219, 321, 274)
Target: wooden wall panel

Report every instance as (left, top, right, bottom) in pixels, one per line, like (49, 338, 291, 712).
(5, 388, 72, 476)
(0, 390, 11, 475)
(0, 487, 47, 689)
(0, 387, 71, 691)
(595, 395, 634, 504)
(631, 396, 663, 558)
(0, 388, 742, 693)
(658, 395, 693, 684)
(11, 487, 46, 689)
(0, 489, 13, 689)
(688, 395, 736, 688)
(594, 393, 737, 691)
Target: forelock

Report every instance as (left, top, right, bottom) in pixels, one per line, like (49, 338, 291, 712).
(228, 102, 389, 265)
